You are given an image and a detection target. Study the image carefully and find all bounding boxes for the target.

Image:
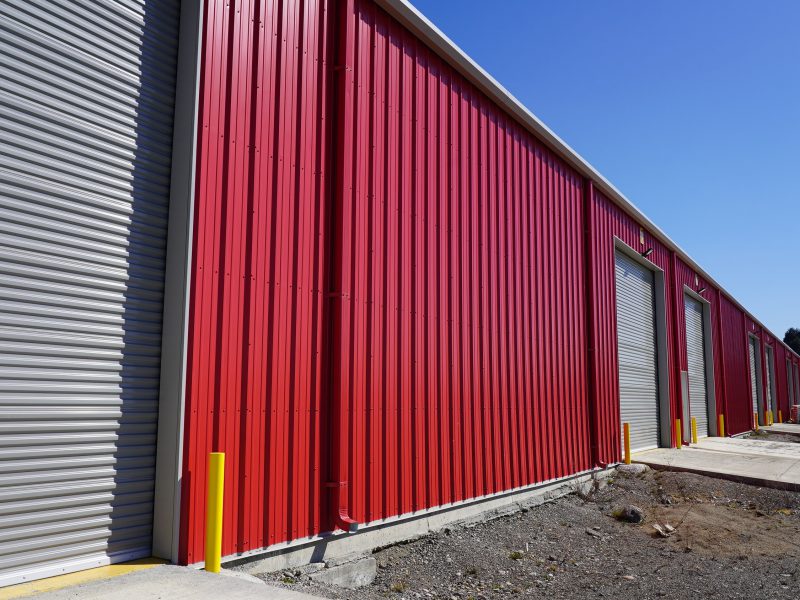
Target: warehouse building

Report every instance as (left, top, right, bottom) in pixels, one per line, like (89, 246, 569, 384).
(0, 0, 798, 587)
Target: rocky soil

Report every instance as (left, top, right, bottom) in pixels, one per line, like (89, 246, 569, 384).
(261, 468, 800, 599)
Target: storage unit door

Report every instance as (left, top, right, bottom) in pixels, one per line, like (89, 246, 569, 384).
(765, 347, 776, 416)
(684, 296, 708, 438)
(794, 364, 800, 407)
(615, 252, 660, 452)
(789, 360, 796, 407)
(0, 0, 179, 586)
(749, 339, 759, 419)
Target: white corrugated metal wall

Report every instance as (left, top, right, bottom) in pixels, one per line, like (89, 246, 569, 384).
(0, 0, 179, 586)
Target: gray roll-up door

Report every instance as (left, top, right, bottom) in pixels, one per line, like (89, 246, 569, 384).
(0, 0, 179, 586)
(765, 347, 776, 416)
(615, 252, 660, 452)
(748, 338, 760, 423)
(794, 363, 800, 408)
(684, 295, 708, 438)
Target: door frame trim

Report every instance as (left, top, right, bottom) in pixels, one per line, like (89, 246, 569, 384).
(682, 286, 718, 436)
(747, 334, 765, 426)
(613, 238, 672, 449)
(152, 0, 204, 564)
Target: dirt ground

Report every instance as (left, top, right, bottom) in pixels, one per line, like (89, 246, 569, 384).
(261, 468, 800, 599)
(748, 430, 800, 444)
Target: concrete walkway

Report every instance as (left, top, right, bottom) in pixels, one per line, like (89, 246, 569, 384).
(634, 436, 800, 491)
(13, 566, 325, 600)
(769, 423, 800, 436)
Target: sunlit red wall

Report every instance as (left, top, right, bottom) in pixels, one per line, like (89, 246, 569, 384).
(177, 0, 800, 565)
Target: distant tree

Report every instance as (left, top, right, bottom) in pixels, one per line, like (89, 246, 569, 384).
(785, 328, 800, 354)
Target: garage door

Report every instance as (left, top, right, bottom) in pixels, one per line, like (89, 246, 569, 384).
(684, 295, 709, 438)
(748, 338, 760, 423)
(765, 347, 776, 417)
(795, 363, 800, 408)
(788, 360, 795, 407)
(615, 252, 660, 452)
(0, 0, 179, 586)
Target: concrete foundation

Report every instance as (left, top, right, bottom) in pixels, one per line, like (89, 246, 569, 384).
(229, 468, 612, 577)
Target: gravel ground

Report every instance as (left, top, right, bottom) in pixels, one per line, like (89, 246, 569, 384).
(260, 468, 800, 599)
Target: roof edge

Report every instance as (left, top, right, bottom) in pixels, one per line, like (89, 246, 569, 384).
(374, 0, 798, 358)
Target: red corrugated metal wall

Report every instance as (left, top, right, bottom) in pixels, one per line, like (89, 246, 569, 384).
(332, 0, 591, 524)
(719, 295, 752, 435)
(179, 0, 334, 563)
(178, 0, 800, 565)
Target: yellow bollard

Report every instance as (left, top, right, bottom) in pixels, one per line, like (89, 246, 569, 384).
(769, 410, 774, 426)
(779, 410, 783, 424)
(718, 414, 725, 437)
(691, 416, 698, 444)
(753, 412, 759, 431)
(205, 452, 225, 574)
(675, 419, 682, 449)
(623, 422, 631, 465)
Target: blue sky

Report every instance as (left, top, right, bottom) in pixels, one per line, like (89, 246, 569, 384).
(410, 0, 800, 337)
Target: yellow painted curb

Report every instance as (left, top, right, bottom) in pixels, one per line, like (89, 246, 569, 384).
(0, 558, 166, 600)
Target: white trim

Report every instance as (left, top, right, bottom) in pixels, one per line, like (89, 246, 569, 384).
(375, 0, 798, 361)
(152, 0, 204, 563)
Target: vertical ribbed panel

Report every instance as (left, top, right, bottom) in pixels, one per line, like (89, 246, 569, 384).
(718, 295, 751, 434)
(333, 0, 591, 523)
(586, 189, 677, 462)
(180, 0, 333, 564)
(0, 0, 179, 586)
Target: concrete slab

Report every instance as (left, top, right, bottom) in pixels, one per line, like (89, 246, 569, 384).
(14, 565, 325, 600)
(633, 437, 800, 491)
(769, 423, 800, 436)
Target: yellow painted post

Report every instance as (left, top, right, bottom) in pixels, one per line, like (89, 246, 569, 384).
(623, 422, 631, 465)
(779, 410, 783, 424)
(718, 414, 725, 437)
(205, 452, 225, 574)
(769, 410, 773, 425)
(691, 416, 698, 444)
(675, 419, 682, 449)
(753, 412, 759, 431)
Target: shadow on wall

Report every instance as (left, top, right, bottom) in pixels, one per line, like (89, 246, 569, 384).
(110, 0, 182, 560)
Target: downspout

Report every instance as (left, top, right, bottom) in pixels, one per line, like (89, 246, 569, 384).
(322, 0, 358, 533)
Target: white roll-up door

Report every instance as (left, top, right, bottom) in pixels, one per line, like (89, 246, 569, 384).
(615, 252, 660, 452)
(765, 347, 776, 416)
(0, 0, 179, 586)
(748, 338, 760, 422)
(684, 295, 708, 438)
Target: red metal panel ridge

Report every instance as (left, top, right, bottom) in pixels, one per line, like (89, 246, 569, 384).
(332, 0, 592, 524)
(180, 0, 334, 564)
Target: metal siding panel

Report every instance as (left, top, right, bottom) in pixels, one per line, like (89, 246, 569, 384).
(0, 0, 178, 587)
(333, 0, 590, 529)
(180, 0, 332, 564)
